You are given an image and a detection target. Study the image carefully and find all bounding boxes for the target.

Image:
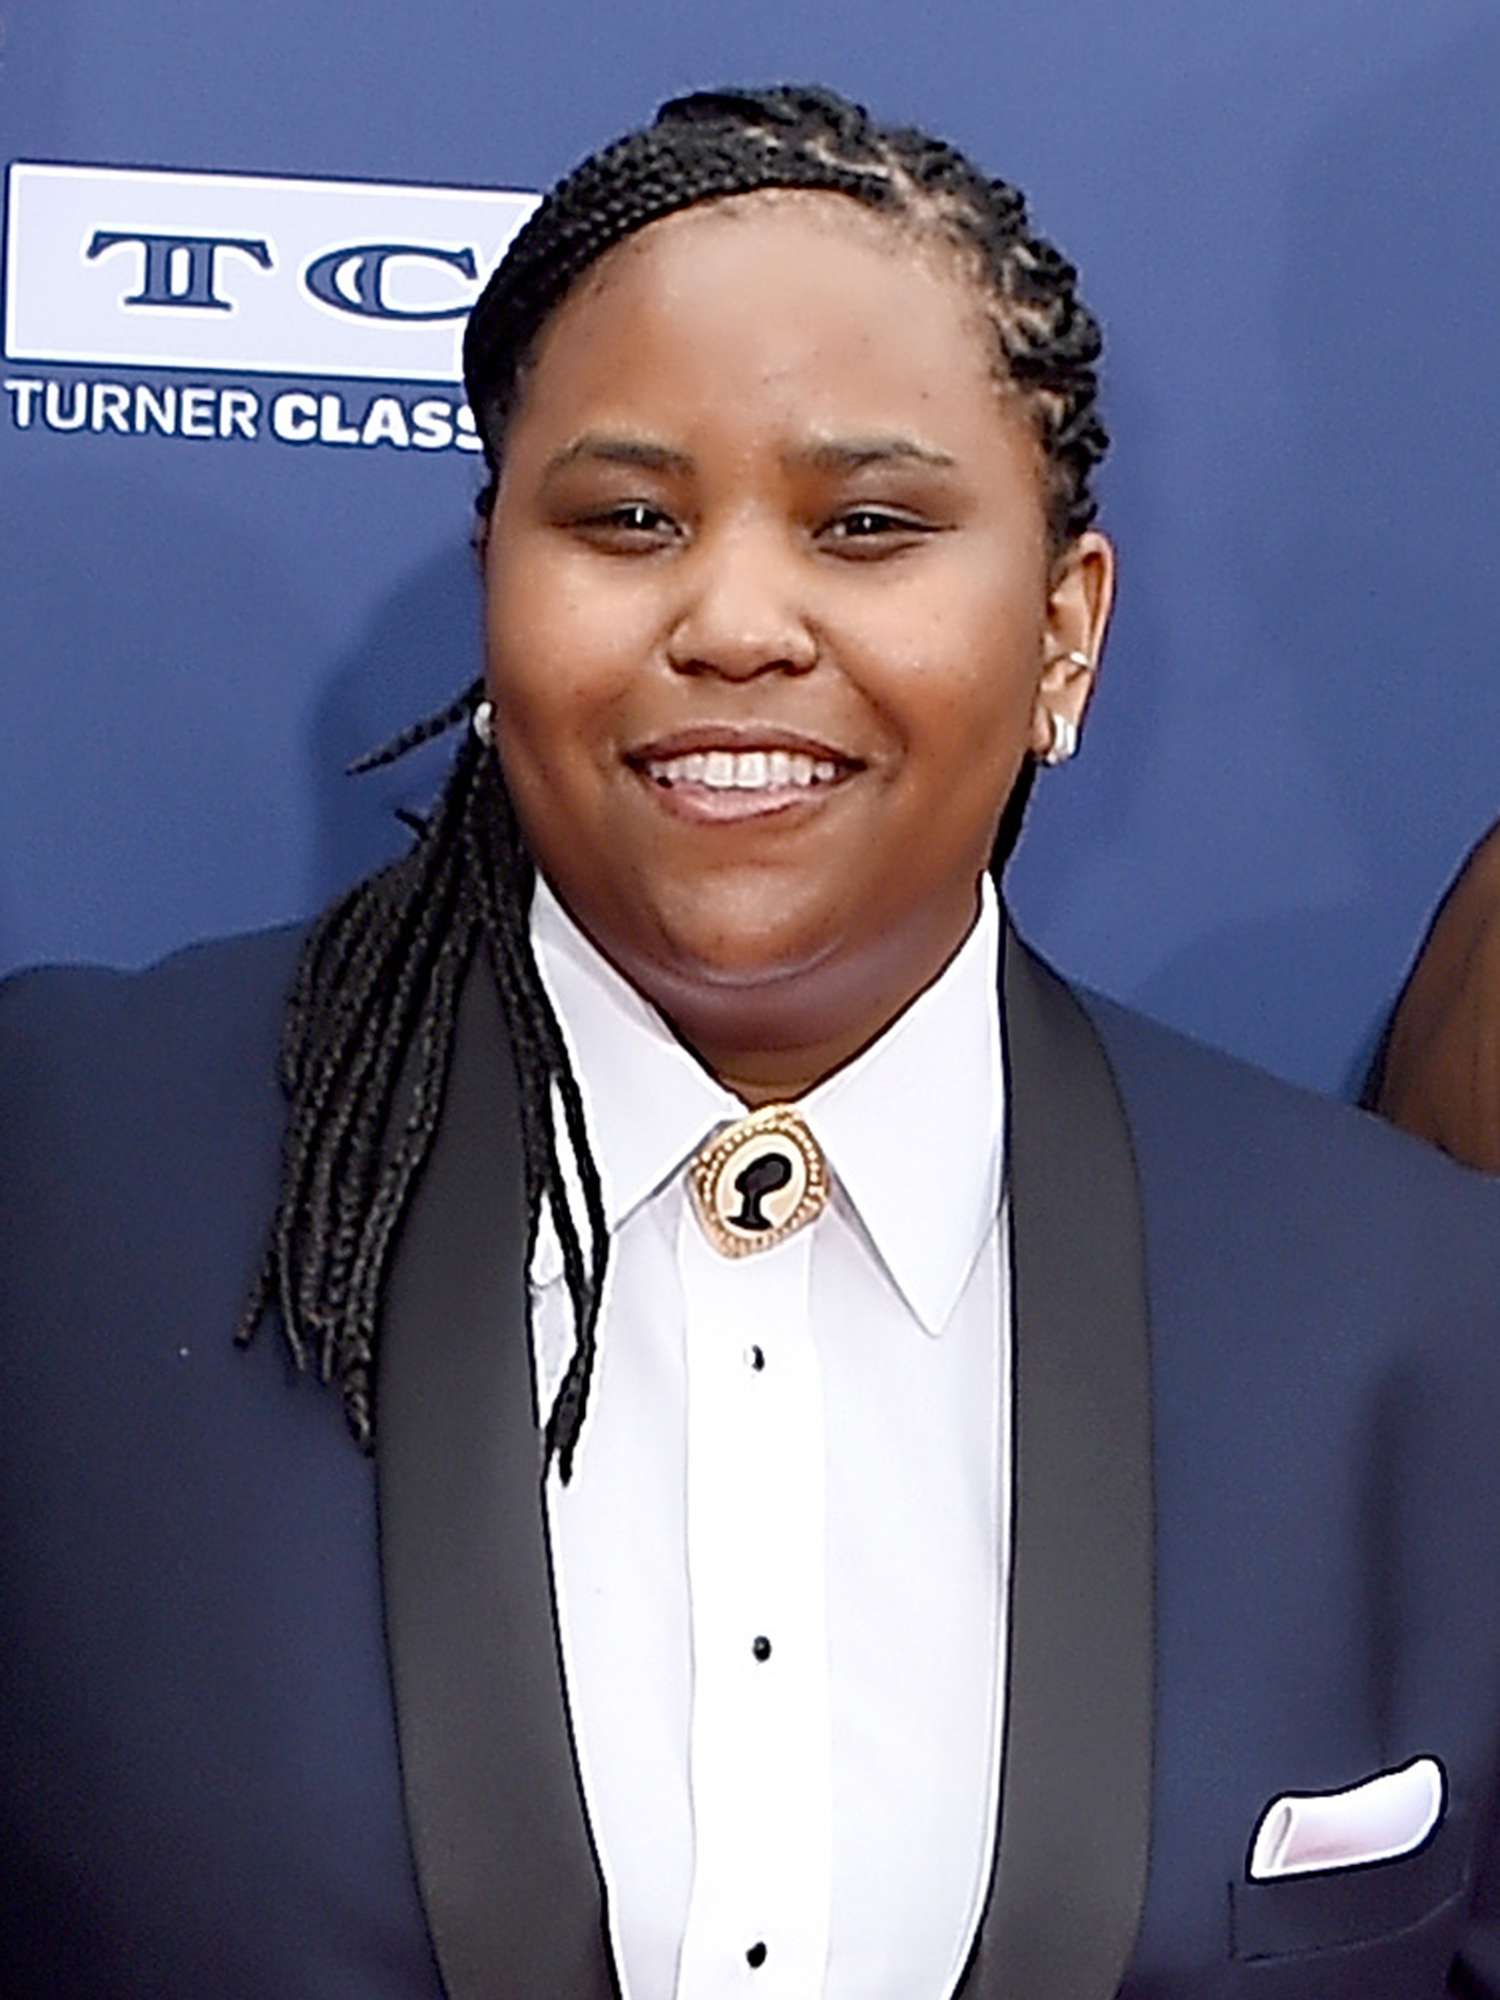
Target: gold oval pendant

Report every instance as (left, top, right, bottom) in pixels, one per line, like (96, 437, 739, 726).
(689, 1104, 829, 1258)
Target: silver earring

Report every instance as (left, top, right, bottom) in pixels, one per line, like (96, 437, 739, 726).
(471, 699, 495, 748)
(1043, 710, 1078, 766)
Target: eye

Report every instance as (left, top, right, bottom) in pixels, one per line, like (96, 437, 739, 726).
(836, 508, 906, 536)
(821, 507, 938, 554)
(577, 500, 680, 544)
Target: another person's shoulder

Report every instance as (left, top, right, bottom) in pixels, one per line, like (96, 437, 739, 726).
(1372, 820, 1500, 1169)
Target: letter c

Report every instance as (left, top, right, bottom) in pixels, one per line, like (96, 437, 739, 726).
(303, 242, 478, 320)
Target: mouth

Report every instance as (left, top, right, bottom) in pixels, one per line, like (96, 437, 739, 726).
(624, 729, 864, 822)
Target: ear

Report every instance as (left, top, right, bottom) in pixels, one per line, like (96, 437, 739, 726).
(1027, 530, 1116, 762)
(471, 466, 502, 578)
(471, 507, 492, 579)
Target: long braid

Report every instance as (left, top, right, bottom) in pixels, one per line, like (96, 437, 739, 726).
(465, 763, 609, 1482)
(238, 703, 608, 1476)
(242, 83, 1110, 1475)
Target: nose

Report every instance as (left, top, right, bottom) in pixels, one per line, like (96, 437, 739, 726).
(665, 531, 818, 681)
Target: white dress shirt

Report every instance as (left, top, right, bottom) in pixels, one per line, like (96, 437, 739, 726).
(530, 879, 1011, 2000)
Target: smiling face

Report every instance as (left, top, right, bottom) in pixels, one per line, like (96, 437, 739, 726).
(484, 192, 1112, 1089)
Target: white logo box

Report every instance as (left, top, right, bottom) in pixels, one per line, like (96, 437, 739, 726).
(4, 162, 538, 383)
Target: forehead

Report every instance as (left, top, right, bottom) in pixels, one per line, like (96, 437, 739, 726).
(509, 190, 1026, 458)
(578, 186, 969, 306)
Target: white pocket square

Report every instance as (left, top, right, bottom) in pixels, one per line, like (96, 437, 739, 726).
(1248, 1756, 1445, 1880)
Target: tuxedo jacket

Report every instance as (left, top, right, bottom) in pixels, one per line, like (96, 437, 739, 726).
(6, 917, 1500, 2000)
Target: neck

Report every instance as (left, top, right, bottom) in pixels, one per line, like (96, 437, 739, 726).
(662, 886, 989, 1106)
(697, 1031, 893, 1109)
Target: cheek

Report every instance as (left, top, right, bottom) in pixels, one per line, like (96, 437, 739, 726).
(483, 553, 642, 747)
(858, 583, 1043, 774)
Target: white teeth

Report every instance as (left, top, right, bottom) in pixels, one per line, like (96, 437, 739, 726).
(643, 748, 848, 791)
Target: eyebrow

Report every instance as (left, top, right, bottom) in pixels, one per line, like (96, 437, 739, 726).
(540, 429, 959, 483)
(542, 434, 694, 481)
(793, 435, 958, 473)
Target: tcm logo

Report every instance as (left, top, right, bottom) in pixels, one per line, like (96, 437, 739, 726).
(3, 162, 538, 383)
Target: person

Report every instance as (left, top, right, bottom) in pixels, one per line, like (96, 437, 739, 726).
(1368, 818, 1500, 1169)
(4, 82, 1500, 2000)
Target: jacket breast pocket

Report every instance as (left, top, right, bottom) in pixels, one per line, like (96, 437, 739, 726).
(1228, 1816, 1471, 1963)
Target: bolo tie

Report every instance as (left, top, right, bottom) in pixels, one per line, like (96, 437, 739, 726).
(689, 1103, 828, 1257)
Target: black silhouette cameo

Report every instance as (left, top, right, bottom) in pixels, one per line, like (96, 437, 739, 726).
(728, 1150, 793, 1231)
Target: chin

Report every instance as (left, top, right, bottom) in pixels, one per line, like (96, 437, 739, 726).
(654, 922, 834, 994)
(638, 882, 847, 994)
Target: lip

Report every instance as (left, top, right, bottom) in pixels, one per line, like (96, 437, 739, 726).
(633, 769, 857, 825)
(623, 723, 864, 770)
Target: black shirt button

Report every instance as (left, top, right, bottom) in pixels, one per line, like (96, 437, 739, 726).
(746, 1344, 766, 1371)
(746, 1941, 768, 1968)
(752, 1635, 772, 1662)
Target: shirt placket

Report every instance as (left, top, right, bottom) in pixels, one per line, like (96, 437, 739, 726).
(674, 1195, 831, 1998)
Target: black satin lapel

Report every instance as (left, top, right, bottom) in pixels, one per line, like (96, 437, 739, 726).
(377, 959, 618, 2000)
(963, 927, 1154, 1999)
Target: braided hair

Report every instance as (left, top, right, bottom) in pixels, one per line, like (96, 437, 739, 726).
(239, 82, 1110, 1480)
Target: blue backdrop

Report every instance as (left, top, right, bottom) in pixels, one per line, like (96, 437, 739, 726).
(4, 0, 1498, 1098)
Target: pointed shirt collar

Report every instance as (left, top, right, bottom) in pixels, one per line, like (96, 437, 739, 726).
(530, 879, 1004, 1336)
